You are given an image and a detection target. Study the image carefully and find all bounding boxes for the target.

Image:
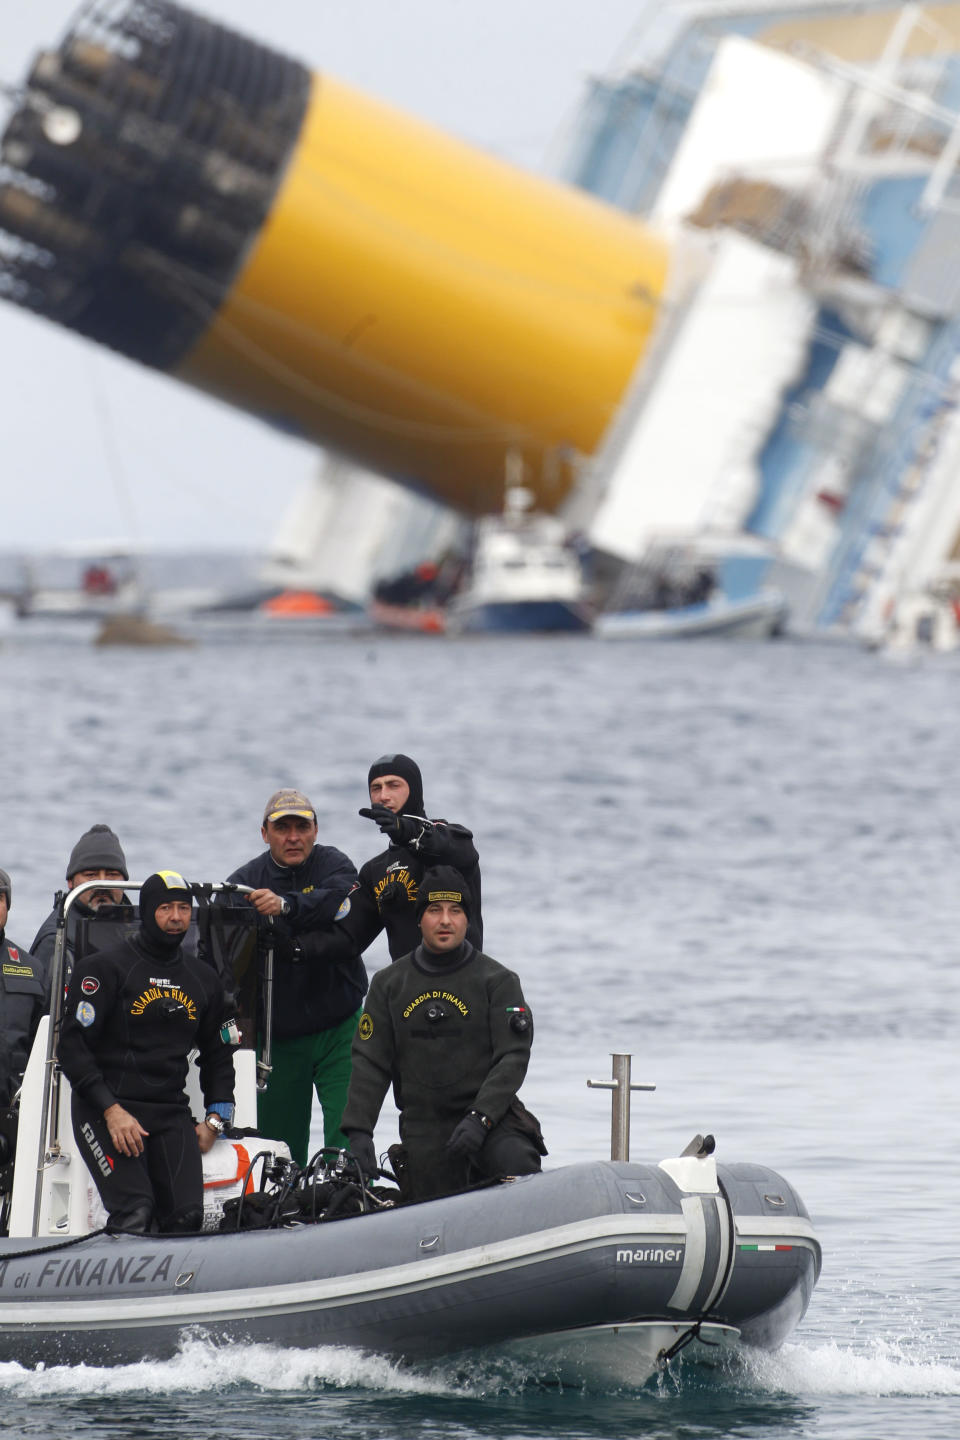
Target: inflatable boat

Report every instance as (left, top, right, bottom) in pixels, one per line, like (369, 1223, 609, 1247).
(0, 884, 821, 1379)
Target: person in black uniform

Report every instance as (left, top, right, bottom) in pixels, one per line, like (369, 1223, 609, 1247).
(0, 867, 48, 1108)
(346, 754, 483, 962)
(341, 866, 544, 1203)
(226, 788, 364, 1166)
(58, 870, 235, 1234)
(31, 823, 129, 974)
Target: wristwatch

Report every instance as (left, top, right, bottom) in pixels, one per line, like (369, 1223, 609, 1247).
(204, 1101, 235, 1135)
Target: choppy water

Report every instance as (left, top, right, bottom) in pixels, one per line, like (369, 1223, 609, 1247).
(1, 623, 958, 1437)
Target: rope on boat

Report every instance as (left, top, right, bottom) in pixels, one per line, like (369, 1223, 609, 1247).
(657, 1317, 716, 1365)
(0, 1226, 108, 1260)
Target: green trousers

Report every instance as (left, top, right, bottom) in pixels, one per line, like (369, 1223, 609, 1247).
(257, 1011, 361, 1167)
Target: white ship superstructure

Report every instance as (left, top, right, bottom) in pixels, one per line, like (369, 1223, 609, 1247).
(262, 456, 465, 608)
(560, 1, 960, 645)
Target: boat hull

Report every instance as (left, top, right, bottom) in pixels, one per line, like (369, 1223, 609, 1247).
(368, 600, 447, 634)
(597, 590, 787, 640)
(453, 599, 592, 633)
(496, 1319, 743, 1387)
(0, 1159, 819, 1372)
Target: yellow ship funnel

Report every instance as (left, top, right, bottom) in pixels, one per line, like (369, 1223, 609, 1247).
(0, 1, 669, 515)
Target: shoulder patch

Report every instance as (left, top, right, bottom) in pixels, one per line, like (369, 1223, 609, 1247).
(76, 1001, 96, 1027)
(335, 896, 351, 921)
(80, 976, 100, 995)
(357, 1012, 374, 1041)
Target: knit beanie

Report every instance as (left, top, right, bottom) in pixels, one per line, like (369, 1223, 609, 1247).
(139, 870, 192, 952)
(0, 868, 10, 906)
(66, 824, 128, 882)
(367, 753, 425, 816)
(415, 866, 472, 922)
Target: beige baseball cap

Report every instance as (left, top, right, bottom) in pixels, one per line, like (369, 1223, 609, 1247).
(263, 788, 316, 823)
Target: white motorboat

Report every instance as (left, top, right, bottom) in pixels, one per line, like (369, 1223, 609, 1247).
(449, 490, 593, 634)
(15, 543, 144, 622)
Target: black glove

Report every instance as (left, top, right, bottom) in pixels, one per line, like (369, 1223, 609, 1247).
(445, 1112, 489, 1160)
(358, 806, 422, 846)
(268, 927, 300, 964)
(294, 927, 355, 967)
(375, 877, 413, 915)
(343, 1130, 378, 1179)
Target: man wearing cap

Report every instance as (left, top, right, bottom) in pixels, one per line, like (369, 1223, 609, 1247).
(0, 867, 49, 1108)
(344, 753, 483, 963)
(225, 789, 364, 1166)
(30, 823, 129, 975)
(341, 865, 544, 1203)
(58, 870, 236, 1234)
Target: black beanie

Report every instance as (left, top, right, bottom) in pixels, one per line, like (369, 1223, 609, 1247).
(139, 870, 192, 952)
(66, 825, 128, 882)
(415, 866, 472, 922)
(367, 753, 425, 817)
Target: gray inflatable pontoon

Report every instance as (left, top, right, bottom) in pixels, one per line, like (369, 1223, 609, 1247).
(0, 1144, 820, 1377)
(0, 884, 821, 1378)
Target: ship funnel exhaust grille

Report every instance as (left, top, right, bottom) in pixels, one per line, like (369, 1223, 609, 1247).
(0, 0, 310, 368)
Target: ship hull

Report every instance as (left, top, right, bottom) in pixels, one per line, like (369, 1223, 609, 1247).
(454, 599, 592, 633)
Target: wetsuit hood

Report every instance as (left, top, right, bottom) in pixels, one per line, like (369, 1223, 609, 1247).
(367, 753, 425, 819)
(139, 871, 193, 955)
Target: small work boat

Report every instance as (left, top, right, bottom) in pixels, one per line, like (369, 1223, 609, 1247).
(596, 536, 788, 641)
(14, 543, 144, 623)
(368, 599, 447, 634)
(596, 588, 788, 640)
(448, 489, 593, 635)
(0, 884, 820, 1379)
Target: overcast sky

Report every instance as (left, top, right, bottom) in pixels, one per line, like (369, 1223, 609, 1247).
(1, 0, 672, 553)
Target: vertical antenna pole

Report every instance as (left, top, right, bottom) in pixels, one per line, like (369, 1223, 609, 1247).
(587, 1053, 656, 1161)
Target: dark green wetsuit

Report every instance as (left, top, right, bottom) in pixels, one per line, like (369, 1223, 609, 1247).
(341, 943, 542, 1201)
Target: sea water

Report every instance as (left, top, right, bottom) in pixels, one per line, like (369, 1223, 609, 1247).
(0, 625, 957, 1438)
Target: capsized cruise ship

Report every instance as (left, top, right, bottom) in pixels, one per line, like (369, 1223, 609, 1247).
(5, 2, 960, 645)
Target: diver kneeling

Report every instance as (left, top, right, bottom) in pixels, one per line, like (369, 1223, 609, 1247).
(342, 866, 545, 1203)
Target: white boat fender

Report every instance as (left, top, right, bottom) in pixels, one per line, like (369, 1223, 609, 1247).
(202, 1139, 258, 1193)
